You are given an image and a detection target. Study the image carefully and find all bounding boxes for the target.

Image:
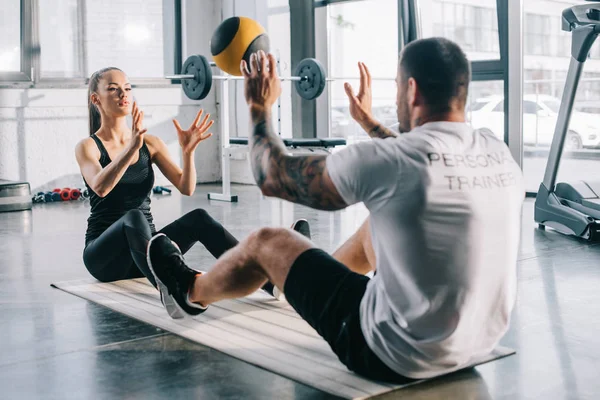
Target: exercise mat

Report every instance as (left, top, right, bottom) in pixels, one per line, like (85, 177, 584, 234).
(51, 278, 515, 399)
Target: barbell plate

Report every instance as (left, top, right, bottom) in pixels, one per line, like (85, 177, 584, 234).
(181, 55, 213, 100)
(293, 58, 326, 100)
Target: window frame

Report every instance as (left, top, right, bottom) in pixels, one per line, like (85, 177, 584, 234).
(0, 0, 38, 82)
(0, 0, 182, 87)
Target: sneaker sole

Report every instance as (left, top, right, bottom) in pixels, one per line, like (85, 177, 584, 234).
(272, 286, 286, 302)
(146, 234, 187, 320)
(160, 291, 185, 319)
(291, 219, 311, 240)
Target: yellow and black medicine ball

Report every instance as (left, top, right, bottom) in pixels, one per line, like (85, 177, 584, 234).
(210, 16, 270, 76)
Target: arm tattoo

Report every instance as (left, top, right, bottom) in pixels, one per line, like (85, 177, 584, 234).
(369, 123, 398, 139)
(249, 107, 347, 211)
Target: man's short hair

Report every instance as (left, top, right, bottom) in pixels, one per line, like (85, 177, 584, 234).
(399, 37, 471, 113)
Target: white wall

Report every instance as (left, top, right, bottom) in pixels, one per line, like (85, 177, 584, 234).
(0, 0, 223, 192)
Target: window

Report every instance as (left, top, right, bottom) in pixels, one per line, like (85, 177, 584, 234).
(525, 69, 553, 98)
(466, 81, 505, 142)
(578, 72, 600, 102)
(492, 100, 504, 113)
(522, 13, 591, 58)
(84, 0, 171, 78)
(326, 0, 398, 142)
(523, 100, 541, 115)
(542, 97, 561, 113)
(5, 0, 179, 81)
(0, 0, 21, 72)
(525, 14, 552, 56)
(466, 100, 490, 113)
(269, 0, 289, 7)
(530, 15, 550, 55)
(419, 0, 500, 60)
(39, 0, 83, 78)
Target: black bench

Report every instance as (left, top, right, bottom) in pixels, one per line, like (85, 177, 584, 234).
(229, 137, 346, 148)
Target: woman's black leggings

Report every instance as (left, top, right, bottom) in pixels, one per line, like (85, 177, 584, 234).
(82, 208, 239, 287)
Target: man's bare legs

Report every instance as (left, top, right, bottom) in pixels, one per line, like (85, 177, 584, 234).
(188, 218, 375, 307)
(188, 227, 314, 307)
(332, 218, 376, 275)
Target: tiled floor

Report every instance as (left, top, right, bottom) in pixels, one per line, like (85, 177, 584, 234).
(1, 184, 599, 399)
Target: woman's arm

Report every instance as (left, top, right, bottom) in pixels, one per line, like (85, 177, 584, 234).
(147, 109, 214, 196)
(146, 136, 196, 196)
(75, 103, 147, 197)
(75, 138, 139, 197)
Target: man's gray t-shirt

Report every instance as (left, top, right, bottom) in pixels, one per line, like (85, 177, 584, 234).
(326, 121, 525, 379)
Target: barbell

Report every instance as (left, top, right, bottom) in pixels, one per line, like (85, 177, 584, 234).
(165, 54, 397, 101)
(165, 54, 327, 101)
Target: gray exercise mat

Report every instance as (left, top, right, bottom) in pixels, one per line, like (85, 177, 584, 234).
(51, 278, 515, 399)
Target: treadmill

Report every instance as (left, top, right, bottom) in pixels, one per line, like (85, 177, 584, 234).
(535, 2, 600, 241)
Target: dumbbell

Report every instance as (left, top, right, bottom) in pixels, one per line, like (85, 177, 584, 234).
(44, 191, 62, 202)
(53, 187, 73, 201)
(60, 188, 71, 201)
(69, 189, 82, 201)
(32, 193, 45, 203)
(51, 188, 83, 201)
(152, 186, 172, 194)
(32, 188, 86, 204)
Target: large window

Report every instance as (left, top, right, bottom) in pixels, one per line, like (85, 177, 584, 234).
(2, 0, 178, 81)
(419, 0, 500, 61)
(326, 0, 398, 142)
(0, 0, 21, 72)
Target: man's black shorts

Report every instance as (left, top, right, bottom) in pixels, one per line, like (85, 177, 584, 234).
(283, 248, 413, 384)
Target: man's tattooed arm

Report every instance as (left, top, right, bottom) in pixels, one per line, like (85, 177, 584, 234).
(249, 107, 347, 211)
(368, 123, 398, 139)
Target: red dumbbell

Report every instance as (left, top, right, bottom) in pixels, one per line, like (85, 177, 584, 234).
(70, 189, 81, 200)
(60, 188, 72, 201)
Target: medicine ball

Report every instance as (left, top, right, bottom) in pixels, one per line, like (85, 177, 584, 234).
(210, 16, 270, 76)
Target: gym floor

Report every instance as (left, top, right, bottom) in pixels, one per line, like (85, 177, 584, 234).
(1, 183, 599, 399)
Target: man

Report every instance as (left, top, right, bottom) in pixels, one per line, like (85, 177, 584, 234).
(146, 37, 525, 382)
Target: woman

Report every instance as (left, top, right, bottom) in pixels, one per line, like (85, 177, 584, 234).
(76, 67, 291, 309)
